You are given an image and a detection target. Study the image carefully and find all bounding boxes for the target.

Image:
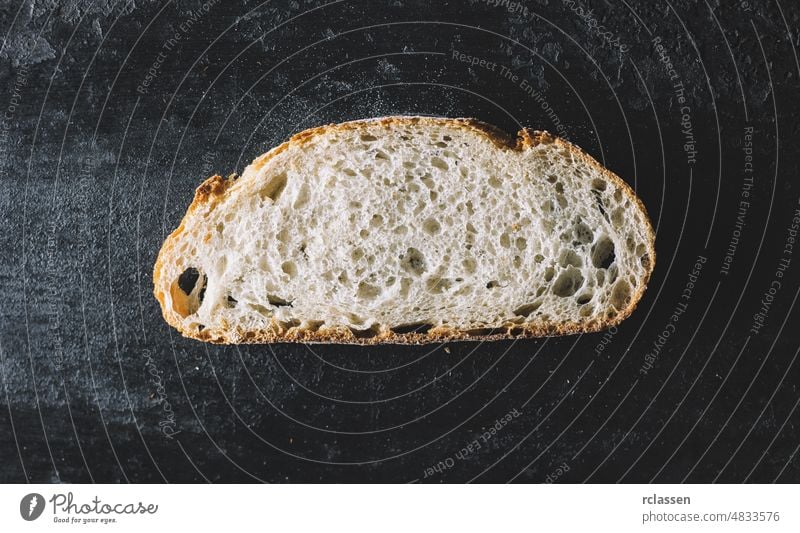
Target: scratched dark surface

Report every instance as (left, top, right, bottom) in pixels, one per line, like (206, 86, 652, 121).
(0, 0, 798, 483)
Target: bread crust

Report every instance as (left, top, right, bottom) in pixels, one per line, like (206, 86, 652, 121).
(153, 116, 656, 344)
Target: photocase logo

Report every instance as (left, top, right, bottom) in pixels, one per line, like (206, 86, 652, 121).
(20, 493, 45, 521)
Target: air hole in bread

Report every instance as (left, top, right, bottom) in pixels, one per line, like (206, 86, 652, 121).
(580, 305, 594, 317)
(350, 324, 381, 339)
(576, 292, 593, 305)
(226, 295, 238, 308)
(423, 218, 441, 235)
(507, 324, 528, 335)
(454, 284, 472, 297)
(552, 267, 584, 297)
(281, 261, 298, 277)
(514, 301, 542, 317)
(574, 222, 594, 244)
(614, 188, 623, 202)
(278, 319, 301, 331)
(544, 267, 555, 281)
(591, 237, 616, 269)
(178, 268, 201, 295)
(305, 320, 325, 332)
(486, 280, 499, 289)
(170, 268, 207, 318)
(515, 237, 527, 250)
(399, 277, 412, 298)
(591, 178, 607, 191)
(611, 207, 624, 228)
(610, 280, 632, 310)
(426, 277, 452, 294)
(360, 134, 378, 142)
(546, 174, 557, 183)
(535, 285, 547, 297)
(391, 322, 433, 334)
(357, 282, 381, 300)
(267, 294, 292, 307)
(555, 182, 564, 194)
(259, 171, 287, 202)
(248, 303, 272, 316)
(347, 313, 365, 326)
(431, 156, 448, 171)
(421, 174, 435, 189)
(359, 229, 369, 238)
(400, 247, 426, 276)
(488, 176, 501, 188)
(466, 327, 505, 337)
(434, 141, 448, 148)
(375, 150, 390, 161)
(559, 249, 583, 268)
(276, 227, 290, 244)
(351, 248, 365, 262)
(293, 183, 310, 209)
(596, 270, 606, 285)
(591, 189, 607, 219)
(608, 264, 619, 284)
(462, 257, 477, 274)
(500, 232, 511, 248)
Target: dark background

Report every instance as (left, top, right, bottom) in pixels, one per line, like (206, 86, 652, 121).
(0, 0, 798, 483)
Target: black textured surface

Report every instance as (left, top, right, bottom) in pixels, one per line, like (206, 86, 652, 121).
(1, 0, 799, 483)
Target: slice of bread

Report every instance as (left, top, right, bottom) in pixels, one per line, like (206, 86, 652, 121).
(153, 117, 655, 344)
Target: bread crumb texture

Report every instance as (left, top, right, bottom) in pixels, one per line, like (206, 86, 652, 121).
(153, 117, 655, 344)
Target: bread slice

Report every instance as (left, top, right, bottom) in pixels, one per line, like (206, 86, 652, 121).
(153, 117, 655, 344)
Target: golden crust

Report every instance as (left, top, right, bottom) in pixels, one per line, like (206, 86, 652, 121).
(153, 116, 656, 345)
(191, 317, 610, 345)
